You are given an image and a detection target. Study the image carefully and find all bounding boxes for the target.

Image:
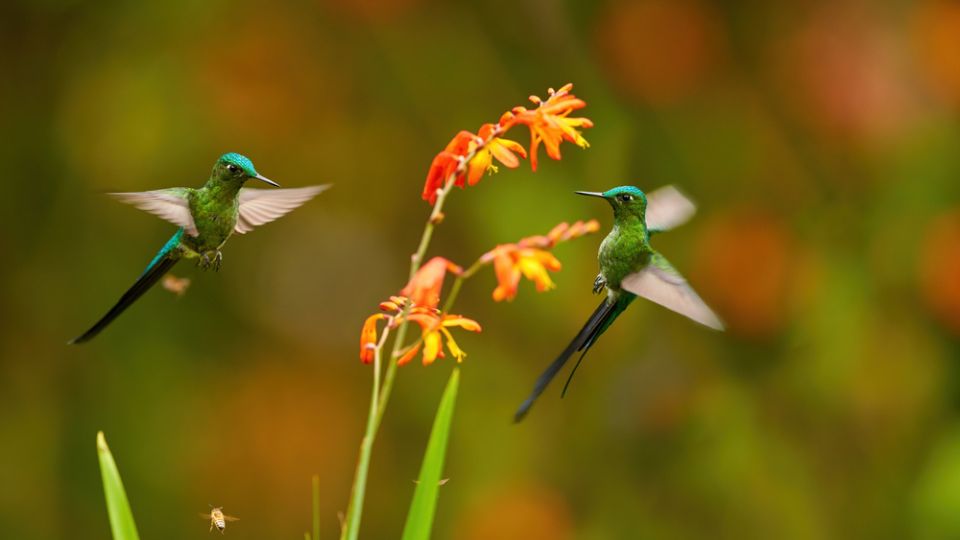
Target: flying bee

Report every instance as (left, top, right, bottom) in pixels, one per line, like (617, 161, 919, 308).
(200, 506, 239, 534)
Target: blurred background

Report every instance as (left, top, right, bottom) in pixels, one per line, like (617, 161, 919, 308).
(2, 0, 960, 538)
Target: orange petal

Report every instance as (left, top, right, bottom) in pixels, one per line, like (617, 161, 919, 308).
(397, 342, 421, 366)
(441, 315, 482, 332)
(359, 314, 385, 364)
(467, 150, 492, 186)
(492, 250, 521, 302)
(401, 257, 462, 309)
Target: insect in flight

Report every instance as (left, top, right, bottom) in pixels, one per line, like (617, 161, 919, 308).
(200, 506, 239, 534)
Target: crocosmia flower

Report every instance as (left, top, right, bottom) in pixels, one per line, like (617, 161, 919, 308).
(359, 297, 482, 366)
(421, 84, 591, 204)
(482, 219, 601, 302)
(506, 83, 593, 171)
(401, 256, 462, 309)
(488, 246, 562, 302)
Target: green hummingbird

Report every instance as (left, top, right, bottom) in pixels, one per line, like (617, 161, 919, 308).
(514, 185, 723, 421)
(69, 152, 329, 344)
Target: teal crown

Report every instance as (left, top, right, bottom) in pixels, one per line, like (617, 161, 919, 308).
(219, 152, 258, 176)
(602, 185, 647, 200)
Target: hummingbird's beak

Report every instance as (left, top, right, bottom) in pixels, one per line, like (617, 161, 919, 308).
(254, 174, 280, 187)
(575, 191, 605, 198)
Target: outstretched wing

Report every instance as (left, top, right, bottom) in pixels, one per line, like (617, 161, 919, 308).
(223, 515, 240, 522)
(645, 185, 696, 234)
(621, 252, 724, 330)
(110, 188, 198, 237)
(235, 185, 330, 234)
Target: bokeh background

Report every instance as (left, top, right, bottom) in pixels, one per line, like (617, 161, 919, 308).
(3, 0, 960, 538)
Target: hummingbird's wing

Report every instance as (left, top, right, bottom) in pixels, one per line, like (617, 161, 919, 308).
(621, 252, 724, 330)
(109, 188, 198, 237)
(235, 185, 330, 234)
(645, 185, 696, 234)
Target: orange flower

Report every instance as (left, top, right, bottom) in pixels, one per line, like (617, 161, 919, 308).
(400, 256, 463, 309)
(506, 84, 594, 171)
(488, 246, 562, 302)
(421, 84, 590, 204)
(372, 297, 482, 366)
(422, 126, 528, 203)
(482, 220, 601, 302)
(464, 123, 528, 185)
(422, 131, 476, 203)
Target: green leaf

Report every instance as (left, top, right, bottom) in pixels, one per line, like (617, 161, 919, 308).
(97, 431, 141, 540)
(312, 474, 320, 540)
(401, 368, 460, 540)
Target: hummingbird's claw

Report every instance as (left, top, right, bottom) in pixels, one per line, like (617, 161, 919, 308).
(592, 274, 606, 294)
(197, 251, 223, 271)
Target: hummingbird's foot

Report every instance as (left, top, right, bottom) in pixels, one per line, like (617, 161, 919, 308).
(592, 274, 606, 294)
(213, 251, 223, 272)
(198, 253, 214, 271)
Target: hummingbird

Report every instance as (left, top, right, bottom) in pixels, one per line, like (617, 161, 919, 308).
(514, 185, 723, 421)
(69, 152, 329, 344)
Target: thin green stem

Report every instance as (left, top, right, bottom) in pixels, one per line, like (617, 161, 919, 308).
(340, 323, 390, 540)
(440, 257, 486, 315)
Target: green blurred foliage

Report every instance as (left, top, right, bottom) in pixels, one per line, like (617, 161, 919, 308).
(2, 0, 960, 538)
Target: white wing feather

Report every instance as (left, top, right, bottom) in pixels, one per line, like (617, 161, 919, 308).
(109, 189, 198, 237)
(645, 185, 696, 233)
(621, 254, 724, 330)
(235, 185, 330, 234)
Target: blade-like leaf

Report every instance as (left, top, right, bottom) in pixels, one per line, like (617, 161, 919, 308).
(97, 432, 141, 540)
(401, 369, 460, 540)
(312, 474, 320, 540)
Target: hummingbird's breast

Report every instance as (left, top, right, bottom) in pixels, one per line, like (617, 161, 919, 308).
(185, 193, 239, 253)
(599, 225, 651, 291)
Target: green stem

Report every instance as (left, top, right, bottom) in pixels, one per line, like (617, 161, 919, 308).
(341, 323, 389, 540)
(440, 258, 486, 315)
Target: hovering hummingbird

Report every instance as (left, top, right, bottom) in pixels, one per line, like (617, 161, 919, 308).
(69, 152, 329, 344)
(514, 185, 723, 421)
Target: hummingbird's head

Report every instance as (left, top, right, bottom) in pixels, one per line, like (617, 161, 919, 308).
(213, 152, 279, 187)
(576, 185, 647, 219)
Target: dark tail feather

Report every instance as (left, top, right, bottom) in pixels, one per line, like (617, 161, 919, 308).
(69, 256, 179, 344)
(514, 299, 617, 422)
(560, 348, 591, 399)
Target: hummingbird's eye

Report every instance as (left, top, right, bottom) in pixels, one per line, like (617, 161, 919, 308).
(618, 193, 633, 202)
(227, 164, 240, 174)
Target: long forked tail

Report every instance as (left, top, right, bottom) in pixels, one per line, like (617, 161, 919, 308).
(69, 255, 179, 344)
(514, 297, 625, 422)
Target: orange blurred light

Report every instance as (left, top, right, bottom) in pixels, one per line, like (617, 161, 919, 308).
(913, 0, 960, 107)
(595, 0, 723, 105)
(692, 209, 794, 339)
(919, 210, 960, 333)
(457, 484, 574, 540)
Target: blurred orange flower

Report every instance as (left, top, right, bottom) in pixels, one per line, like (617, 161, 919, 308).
(488, 247, 562, 302)
(401, 256, 463, 309)
(482, 220, 600, 302)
